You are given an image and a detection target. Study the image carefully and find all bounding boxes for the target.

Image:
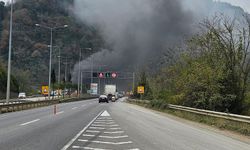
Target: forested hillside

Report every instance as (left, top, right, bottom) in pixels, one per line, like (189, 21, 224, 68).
(0, 0, 105, 96)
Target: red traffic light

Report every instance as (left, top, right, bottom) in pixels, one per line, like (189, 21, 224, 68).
(99, 73, 104, 78)
(112, 72, 117, 78)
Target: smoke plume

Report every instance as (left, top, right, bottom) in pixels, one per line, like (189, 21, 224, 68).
(72, 0, 246, 83)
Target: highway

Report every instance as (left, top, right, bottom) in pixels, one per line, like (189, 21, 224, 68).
(0, 98, 249, 150)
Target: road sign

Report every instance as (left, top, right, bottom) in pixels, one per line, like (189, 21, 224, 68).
(42, 86, 49, 96)
(90, 83, 98, 95)
(137, 86, 144, 94)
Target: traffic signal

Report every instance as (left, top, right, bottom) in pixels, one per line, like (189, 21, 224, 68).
(105, 72, 111, 78)
(93, 72, 98, 78)
(111, 72, 117, 78)
(99, 72, 104, 78)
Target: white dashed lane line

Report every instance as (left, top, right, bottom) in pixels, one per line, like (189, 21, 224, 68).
(56, 111, 64, 115)
(72, 107, 78, 110)
(20, 119, 40, 126)
(62, 110, 140, 150)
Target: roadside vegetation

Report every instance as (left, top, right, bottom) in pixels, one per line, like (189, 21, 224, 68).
(134, 15, 250, 116)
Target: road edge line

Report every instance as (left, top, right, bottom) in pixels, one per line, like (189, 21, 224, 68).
(61, 110, 104, 150)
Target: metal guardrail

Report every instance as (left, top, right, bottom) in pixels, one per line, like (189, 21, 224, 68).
(0, 96, 98, 114)
(128, 99, 250, 124)
(0, 100, 59, 113)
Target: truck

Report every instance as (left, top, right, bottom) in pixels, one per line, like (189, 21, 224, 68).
(104, 85, 117, 102)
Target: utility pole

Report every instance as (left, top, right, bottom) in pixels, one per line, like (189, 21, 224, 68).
(6, 0, 13, 103)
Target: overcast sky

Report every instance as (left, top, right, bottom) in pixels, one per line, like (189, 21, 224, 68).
(1, 0, 250, 13)
(215, 0, 250, 13)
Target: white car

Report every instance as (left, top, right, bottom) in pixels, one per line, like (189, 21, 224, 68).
(18, 93, 26, 99)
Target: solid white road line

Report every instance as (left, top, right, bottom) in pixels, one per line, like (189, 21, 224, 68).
(72, 146, 111, 150)
(78, 139, 133, 145)
(72, 107, 78, 110)
(104, 131, 124, 134)
(61, 111, 104, 150)
(20, 119, 40, 126)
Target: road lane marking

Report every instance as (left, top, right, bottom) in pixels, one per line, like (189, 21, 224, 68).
(82, 134, 128, 139)
(91, 124, 119, 127)
(94, 121, 115, 124)
(61, 111, 104, 150)
(86, 130, 100, 133)
(57, 111, 64, 115)
(78, 139, 133, 145)
(82, 134, 95, 137)
(100, 110, 110, 116)
(20, 119, 40, 126)
(104, 131, 124, 134)
(72, 107, 78, 110)
(81, 105, 86, 107)
(72, 146, 111, 150)
(94, 120, 114, 122)
(109, 127, 121, 130)
(99, 135, 128, 139)
(89, 127, 105, 130)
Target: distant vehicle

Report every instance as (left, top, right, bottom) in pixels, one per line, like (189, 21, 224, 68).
(18, 93, 26, 99)
(104, 85, 117, 101)
(99, 95, 108, 103)
(118, 93, 124, 98)
(111, 95, 116, 102)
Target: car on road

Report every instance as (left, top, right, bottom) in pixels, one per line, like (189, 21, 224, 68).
(111, 96, 116, 102)
(18, 92, 26, 99)
(99, 95, 109, 103)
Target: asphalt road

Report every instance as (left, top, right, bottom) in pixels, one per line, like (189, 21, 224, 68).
(0, 98, 249, 150)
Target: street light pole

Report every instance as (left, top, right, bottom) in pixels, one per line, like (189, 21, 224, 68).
(48, 28, 53, 100)
(91, 55, 93, 84)
(58, 48, 61, 84)
(6, 0, 13, 103)
(35, 24, 68, 100)
(77, 49, 82, 97)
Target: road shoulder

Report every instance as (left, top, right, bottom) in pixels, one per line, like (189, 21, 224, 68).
(125, 102, 250, 144)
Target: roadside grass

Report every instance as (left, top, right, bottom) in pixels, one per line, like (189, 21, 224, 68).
(129, 100, 250, 136)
